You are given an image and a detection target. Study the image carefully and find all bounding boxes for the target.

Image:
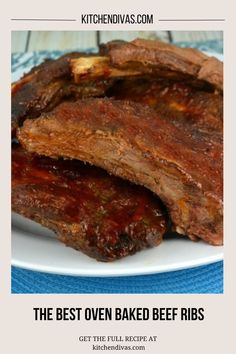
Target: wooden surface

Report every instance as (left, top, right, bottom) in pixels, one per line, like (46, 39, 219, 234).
(12, 31, 223, 53)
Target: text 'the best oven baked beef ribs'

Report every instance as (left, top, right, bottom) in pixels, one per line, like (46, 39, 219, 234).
(12, 144, 168, 261)
(17, 98, 223, 246)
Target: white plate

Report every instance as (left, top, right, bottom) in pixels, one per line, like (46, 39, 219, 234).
(12, 51, 223, 277)
(12, 213, 223, 277)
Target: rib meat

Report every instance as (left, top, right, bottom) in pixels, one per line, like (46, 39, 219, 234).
(11, 52, 110, 136)
(13, 39, 223, 137)
(12, 144, 168, 261)
(17, 98, 223, 245)
(100, 38, 223, 91)
(108, 78, 223, 133)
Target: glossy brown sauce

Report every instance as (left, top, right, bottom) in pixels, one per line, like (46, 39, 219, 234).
(109, 78, 223, 132)
(12, 145, 168, 261)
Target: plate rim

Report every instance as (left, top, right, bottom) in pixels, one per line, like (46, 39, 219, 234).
(12, 253, 224, 277)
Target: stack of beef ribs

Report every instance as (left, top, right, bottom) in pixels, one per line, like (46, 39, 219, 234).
(12, 38, 223, 261)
